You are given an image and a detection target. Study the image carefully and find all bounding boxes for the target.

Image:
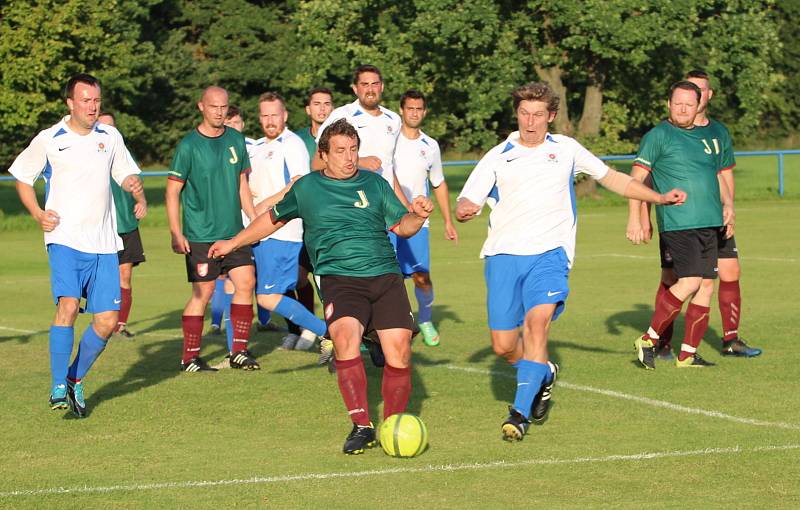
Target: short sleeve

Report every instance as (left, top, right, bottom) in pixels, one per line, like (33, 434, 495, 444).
(428, 139, 445, 188)
(169, 139, 191, 182)
(110, 131, 141, 186)
(457, 152, 497, 206)
(718, 125, 736, 172)
(571, 139, 609, 179)
(285, 138, 310, 178)
(381, 178, 409, 228)
(8, 133, 48, 186)
(270, 185, 300, 224)
(633, 128, 662, 172)
(315, 108, 347, 144)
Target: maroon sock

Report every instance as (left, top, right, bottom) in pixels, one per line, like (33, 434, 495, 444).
(335, 356, 371, 426)
(718, 280, 741, 341)
(229, 303, 253, 353)
(116, 287, 132, 331)
(382, 364, 412, 419)
(181, 315, 204, 363)
(646, 286, 684, 341)
(654, 283, 675, 347)
(678, 303, 710, 361)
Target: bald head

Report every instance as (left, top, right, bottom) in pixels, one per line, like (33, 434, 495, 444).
(197, 86, 229, 132)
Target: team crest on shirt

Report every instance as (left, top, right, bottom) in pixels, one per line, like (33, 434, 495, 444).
(267, 151, 274, 160)
(420, 149, 426, 158)
(387, 125, 394, 134)
(197, 263, 209, 277)
(325, 302, 334, 320)
(97, 142, 107, 153)
(547, 153, 558, 163)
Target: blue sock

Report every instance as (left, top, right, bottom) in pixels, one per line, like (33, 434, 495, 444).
(415, 286, 434, 323)
(512, 360, 550, 419)
(224, 292, 234, 352)
(273, 296, 326, 336)
(257, 304, 271, 326)
(67, 326, 107, 381)
(210, 279, 225, 327)
(49, 326, 74, 387)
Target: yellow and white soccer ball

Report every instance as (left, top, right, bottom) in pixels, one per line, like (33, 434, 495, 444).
(379, 413, 428, 458)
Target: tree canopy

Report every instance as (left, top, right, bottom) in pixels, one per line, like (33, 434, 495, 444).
(0, 0, 793, 168)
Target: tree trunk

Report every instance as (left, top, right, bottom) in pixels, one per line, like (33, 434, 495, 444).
(577, 83, 603, 137)
(534, 64, 573, 136)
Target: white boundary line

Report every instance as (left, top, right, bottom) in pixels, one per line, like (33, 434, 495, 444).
(442, 364, 800, 431)
(1, 443, 797, 498)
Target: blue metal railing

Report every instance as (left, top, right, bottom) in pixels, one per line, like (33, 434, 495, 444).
(3, 149, 799, 196)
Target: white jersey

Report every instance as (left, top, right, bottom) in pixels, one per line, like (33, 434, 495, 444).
(393, 131, 444, 228)
(457, 131, 608, 265)
(246, 128, 309, 242)
(8, 117, 140, 254)
(316, 99, 401, 185)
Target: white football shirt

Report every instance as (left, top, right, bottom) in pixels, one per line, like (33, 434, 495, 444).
(393, 131, 444, 227)
(316, 99, 401, 185)
(458, 131, 609, 265)
(9, 117, 140, 254)
(247, 128, 309, 242)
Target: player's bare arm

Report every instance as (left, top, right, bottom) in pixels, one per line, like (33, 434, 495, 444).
(165, 178, 190, 254)
(15, 180, 59, 232)
(239, 173, 257, 221)
(122, 174, 147, 219)
(455, 197, 482, 223)
(358, 155, 382, 171)
(253, 176, 301, 216)
(392, 196, 434, 238)
(718, 174, 735, 239)
(208, 214, 287, 259)
(432, 181, 458, 242)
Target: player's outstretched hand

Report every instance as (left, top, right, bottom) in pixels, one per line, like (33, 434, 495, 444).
(37, 209, 60, 232)
(208, 240, 234, 259)
(455, 198, 481, 222)
(626, 218, 647, 245)
(134, 200, 147, 220)
(722, 203, 735, 239)
(123, 175, 144, 196)
(411, 196, 434, 219)
(661, 188, 687, 205)
(358, 156, 382, 171)
(170, 232, 190, 254)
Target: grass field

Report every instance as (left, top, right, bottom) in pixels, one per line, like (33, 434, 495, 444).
(1, 163, 799, 508)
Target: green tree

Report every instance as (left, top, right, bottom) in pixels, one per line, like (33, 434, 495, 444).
(0, 0, 158, 168)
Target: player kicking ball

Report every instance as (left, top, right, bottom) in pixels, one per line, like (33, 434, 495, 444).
(210, 119, 433, 454)
(457, 82, 686, 441)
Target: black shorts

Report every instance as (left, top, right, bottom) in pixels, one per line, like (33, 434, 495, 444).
(185, 241, 254, 282)
(717, 232, 738, 259)
(659, 228, 718, 279)
(118, 229, 146, 266)
(319, 273, 414, 331)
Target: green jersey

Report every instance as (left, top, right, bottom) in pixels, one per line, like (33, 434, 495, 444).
(270, 170, 408, 277)
(169, 127, 251, 242)
(111, 179, 138, 234)
(698, 118, 736, 172)
(634, 120, 724, 233)
(295, 126, 317, 165)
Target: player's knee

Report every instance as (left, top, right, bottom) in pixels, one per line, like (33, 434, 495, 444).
(718, 260, 740, 281)
(54, 298, 80, 325)
(92, 313, 118, 338)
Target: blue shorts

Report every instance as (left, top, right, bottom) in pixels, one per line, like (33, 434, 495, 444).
(485, 248, 570, 330)
(47, 243, 121, 313)
(395, 227, 430, 277)
(253, 239, 302, 295)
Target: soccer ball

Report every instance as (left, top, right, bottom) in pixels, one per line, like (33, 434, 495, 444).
(379, 413, 428, 458)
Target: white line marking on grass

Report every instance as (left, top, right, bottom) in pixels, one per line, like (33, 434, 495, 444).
(442, 364, 800, 431)
(0, 325, 37, 334)
(1, 443, 797, 498)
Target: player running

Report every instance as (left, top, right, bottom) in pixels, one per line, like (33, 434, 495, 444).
(166, 86, 259, 372)
(9, 74, 144, 417)
(209, 119, 433, 454)
(456, 82, 686, 441)
(393, 89, 458, 346)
